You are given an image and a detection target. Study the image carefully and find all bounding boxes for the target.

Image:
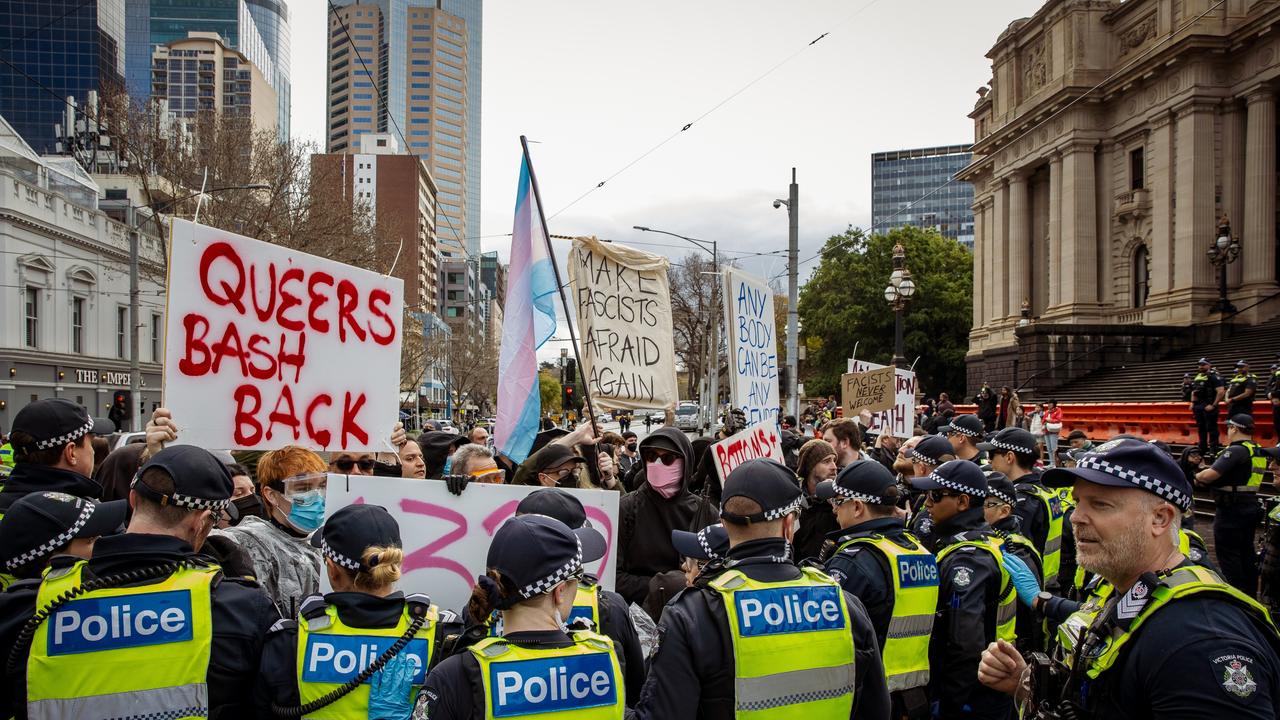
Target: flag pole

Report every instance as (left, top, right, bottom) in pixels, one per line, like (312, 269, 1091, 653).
(520, 135, 599, 432)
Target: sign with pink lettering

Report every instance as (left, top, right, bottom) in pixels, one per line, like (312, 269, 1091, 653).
(322, 476, 620, 614)
(163, 219, 403, 451)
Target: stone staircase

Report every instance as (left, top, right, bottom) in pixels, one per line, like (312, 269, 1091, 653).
(1048, 319, 1280, 402)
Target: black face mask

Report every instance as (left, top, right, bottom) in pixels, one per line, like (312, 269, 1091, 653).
(230, 494, 265, 525)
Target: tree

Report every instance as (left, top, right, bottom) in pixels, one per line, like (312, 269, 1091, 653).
(540, 370, 563, 413)
(798, 226, 973, 398)
(669, 252, 730, 401)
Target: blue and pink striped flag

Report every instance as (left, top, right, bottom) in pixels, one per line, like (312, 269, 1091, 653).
(494, 153, 558, 463)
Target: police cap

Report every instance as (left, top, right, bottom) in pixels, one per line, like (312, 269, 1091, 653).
(909, 435, 955, 466)
(719, 458, 802, 525)
(0, 492, 126, 572)
(1237, 359, 1250, 368)
(1198, 357, 1212, 366)
(131, 445, 235, 516)
(1227, 414, 1255, 433)
(11, 398, 114, 453)
(983, 472, 1017, 506)
(977, 427, 1039, 455)
(309, 503, 401, 572)
(911, 459, 988, 498)
(516, 488, 606, 563)
(940, 414, 984, 438)
(816, 459, 898, 504)
(1042, 438, 1192, 511)
(671, 523, 729, 562)
(487, 514, 603, 603)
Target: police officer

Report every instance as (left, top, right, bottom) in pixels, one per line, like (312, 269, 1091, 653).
(940, 415, 986, 464)
(1188, 357, 1225, 456)
(815, 460, 937, 718)
(514, 488, 645, 706)
(1268, 353, 1280, 437)
(0, 398, 114, 517)
(912, 459, 1016, 719)
(255, 503, 452, 719)
(979, 427, 1074, 592)
(980, 438, 1280, 718)
(982, 473, 1044, 653)
(0, 434, 14, 479)
(414, 514, 624, 719)
(5, 444, 278, 719)
(904, 434, 957, 549)
(1195, 414, 1268, 596)
(1227, 359, 1260, 420)
(635, 458, 891, 719)
(671, 522, 730, 585)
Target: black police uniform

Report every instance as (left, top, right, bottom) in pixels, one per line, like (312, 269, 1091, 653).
(1207, 439, 1266, 595)
(2, 533, 278, 719)
(928, 507, 1014, 719)
(819, 516, 915, 643)
(1191, 367, 1225, 454)
(1269, 361, 1280, 436)
(1228, 368, 1260, 419)
(0, 464, 102, 516)
(633, 537, 891, 719)
(1009, 472, 1077, 592)
(991, 514, 1046, 653)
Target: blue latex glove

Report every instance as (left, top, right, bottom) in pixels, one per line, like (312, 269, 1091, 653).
(368, 650, 417, 720)
(1001, 549, 1042, 607)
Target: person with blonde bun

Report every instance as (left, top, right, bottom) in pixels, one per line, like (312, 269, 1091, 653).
(254, 504, 454, 719)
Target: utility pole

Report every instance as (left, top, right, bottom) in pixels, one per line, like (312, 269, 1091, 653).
(786, 168, 800, 420)
(128, 205, 140, 432)
(709, 239, 719, 428)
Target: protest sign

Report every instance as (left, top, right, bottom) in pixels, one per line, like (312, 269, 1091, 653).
(846, 359, 917, 438)
(841, 366, 896, 416)
(723, 267, 780, 426)
(324, 476, 619, 613)
(163, 219, 403, 451)
(569, 236, 679, 411)
(711, 420, 785, 484)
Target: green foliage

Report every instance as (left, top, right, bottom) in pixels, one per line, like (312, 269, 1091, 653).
(798, 226, 973, 398)
(539, 370, 563, 413)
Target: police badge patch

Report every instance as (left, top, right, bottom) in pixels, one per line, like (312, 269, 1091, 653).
(1214, 655, 1259, 699)
(952, 566, 972, 588)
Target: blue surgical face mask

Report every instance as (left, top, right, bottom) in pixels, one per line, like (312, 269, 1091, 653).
(286, 490, 325, 532)
(442, 457, 453, 475)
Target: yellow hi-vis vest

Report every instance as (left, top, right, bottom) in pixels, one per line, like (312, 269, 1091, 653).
(1237, 441, 1267, 491)
(707, 566, 857, 718)
(833, 533, 937, 693)
(569, 580, 601, 629)
(936, 536, 1018, 643)
(27, 560, 218, 720)
(470, 630, 624, 719)
(1018, 482, 1065, 581)
(295, 595, 439, 719)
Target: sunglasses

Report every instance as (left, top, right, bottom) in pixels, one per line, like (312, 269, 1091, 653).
(333, 457, 375, 473)
(642, 449, 680, 465)
(927, 489, 961, 503)
(983, 500, 1006, 509)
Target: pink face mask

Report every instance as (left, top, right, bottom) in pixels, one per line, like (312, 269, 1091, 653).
(646, 459, 684, 499)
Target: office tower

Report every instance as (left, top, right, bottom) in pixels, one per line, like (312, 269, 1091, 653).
(871, 144, 975, 248)
(0, 0, 127, 153)
(150, 32, 277, 131)
(243, 0, 291, 140)
(436, 0, 480, 259)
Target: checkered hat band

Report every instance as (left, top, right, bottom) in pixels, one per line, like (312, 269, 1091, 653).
(909, 448, 941, 466)
(989, 488, 1017, 506)
(830, 484, 887, 505)
(5, 502, 94, 570)
(949, 425, 982, 438)
(322, 539, 361, 571)
(33, 417, 93, 450)
(519, 537, 584, 599)
(987, 439, 1034, 454)
(926, 472, 977, 496)
(130, 475, 229, 513)
(763, 497, 803, 522)
(697, 529, 719, 560)
(1075, 455, 1191, 509)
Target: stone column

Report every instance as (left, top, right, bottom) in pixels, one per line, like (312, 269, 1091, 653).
(1174, 101, 1219, 293)
(992, 180, 1009, 320)
(1007, 174, 1029, 317)
(1244, 87, 1276, 288)
(1222, 100, 1246, 289)
(1059, 141, 1098, 309)
(1147, 113, 1174, 300)
(1048, 153, 1063, 310)
(973, 199, 986, 328)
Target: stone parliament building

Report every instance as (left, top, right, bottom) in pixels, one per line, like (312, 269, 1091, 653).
(959, 0, 1280, 396)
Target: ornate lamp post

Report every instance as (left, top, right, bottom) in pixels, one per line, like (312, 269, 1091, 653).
(883, 242, 916, 368)
(1207, 215, 1241, 314)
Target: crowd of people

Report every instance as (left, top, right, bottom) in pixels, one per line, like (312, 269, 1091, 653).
(1, 392, 1280, 719)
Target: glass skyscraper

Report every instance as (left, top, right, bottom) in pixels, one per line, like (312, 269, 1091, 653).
(436, 0, 480, 258)
(871, 144, 975, 248)
(0, 0, 126, 153)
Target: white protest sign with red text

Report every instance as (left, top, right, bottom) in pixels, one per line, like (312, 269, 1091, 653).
(846, 359, 917, 439)
(323, 476, 619, 613)
(711, 420, 785, 484)
(163, 219, 403, 451)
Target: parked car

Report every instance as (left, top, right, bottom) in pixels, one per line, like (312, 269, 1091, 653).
(111, 432, 147, 451)
(675, 404, 701, 432)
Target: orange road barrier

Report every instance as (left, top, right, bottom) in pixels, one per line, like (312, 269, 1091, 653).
(950, 402, 1277, 446)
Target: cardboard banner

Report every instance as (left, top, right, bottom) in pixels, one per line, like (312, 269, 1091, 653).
(846, 359, 917, 439)
(711, 420, 785, 484)
(324, 476, 619, 613)
(841, 366, 896, 416)
(723, 267, 780, 426)
(163, 219, 404, 451)
(569, 236, 679, 411)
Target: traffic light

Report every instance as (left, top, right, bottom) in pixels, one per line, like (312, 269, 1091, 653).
(564, 358, 578, 385)
(563, 384, 575, 410)
(108, 390, 130, 430)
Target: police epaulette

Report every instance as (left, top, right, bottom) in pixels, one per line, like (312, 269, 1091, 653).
(3, 578, 40, 594)
(268, 618, 297, 634)
(300, 594, 329, 620)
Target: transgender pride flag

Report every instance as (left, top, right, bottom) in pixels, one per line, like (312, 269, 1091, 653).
(494, 151, 558, 463)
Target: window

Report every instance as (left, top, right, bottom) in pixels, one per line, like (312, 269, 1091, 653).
(1133, 244, 1150, 309)
(24, 287, 38, 348)
(1130, 148, 1144, 191)
(152, 313, 162, 361)
(117, 306, 129, 359)
(72, 297, 84, 354)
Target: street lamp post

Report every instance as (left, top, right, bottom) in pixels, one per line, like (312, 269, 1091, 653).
(1208, 215, 1241, 314)
(883, 242, 916, 368)
(633, 226, 718, 426)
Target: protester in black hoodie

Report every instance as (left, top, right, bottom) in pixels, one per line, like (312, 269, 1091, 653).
(0, 399, 113, 517)
(417, 430, 467, 478)
(617, 427, 711, 608)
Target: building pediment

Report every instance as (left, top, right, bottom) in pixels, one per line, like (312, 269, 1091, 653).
(17, 253, 54, 274)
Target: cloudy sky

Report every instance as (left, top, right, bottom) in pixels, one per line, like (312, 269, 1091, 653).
(289, 0, 1041, 282)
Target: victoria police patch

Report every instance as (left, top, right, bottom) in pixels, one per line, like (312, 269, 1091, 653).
(1214, 655, 1259, 699)
(952, 566, 972, 588)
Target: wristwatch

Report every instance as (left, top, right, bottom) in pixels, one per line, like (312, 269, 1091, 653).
(1034, 590, 1053, 614)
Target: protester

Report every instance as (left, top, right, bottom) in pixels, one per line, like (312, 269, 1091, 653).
(821, 418, 865, 468)
(398, 439, 427, 478)
(975, 383, 997, 431)
(595, 442, 625, 490)
(255, 504, 451, 719)
(1028, 402, 1046, 455)
(415, 430, 467, 478)
(93, 442, 146, 501)
(1065, 429, 1094, 452)
(634, 458, 891, 719)
(936, 392, 955, 418)
(1195, 414, 1267, 595)
(415, 514, 624, 718)
(6, 445, 278, 719)
(449, 443, 504, 484)
(467, 424, 489, 446)
(792, 438, 840, 562)
(618, 430, 639, 476)
(1043, 399, 1064, 466)
(0, 398, 113, 517)
(216, 445, 325, 619)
